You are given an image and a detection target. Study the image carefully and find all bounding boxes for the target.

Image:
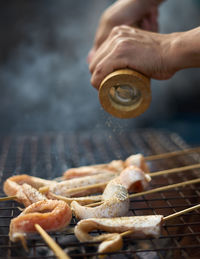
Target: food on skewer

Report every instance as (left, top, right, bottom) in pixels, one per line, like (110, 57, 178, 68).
(75, 216, 163, 241)
(63, 160, 124, 179)
(71, 165, 150, 218)
(12, 183, 47, 207)
(47, 192, 102, 206)
(109, 165, 151, 193)
(75, 216, 163, 254)
(3, 174, 56, 197)
(9, 200, 72, 243)
(48, 172, 116, 197)
(63, 153, 149, 179)
(71, 183, 129, 219)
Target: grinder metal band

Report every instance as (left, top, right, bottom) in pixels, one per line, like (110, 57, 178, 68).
(98, 69, 151, 119)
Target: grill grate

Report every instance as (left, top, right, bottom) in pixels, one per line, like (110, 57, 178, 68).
(0, 130, 200, 258)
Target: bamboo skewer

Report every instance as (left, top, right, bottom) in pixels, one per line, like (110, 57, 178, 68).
(145, 146, 200, 161)
(163, 203, 200, 221)
(35, 224, 71, 259)
(0, 195, 16, 201)
(87, 178, 200, 207)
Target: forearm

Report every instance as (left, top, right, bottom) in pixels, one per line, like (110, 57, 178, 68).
(169, 27, 200, 71)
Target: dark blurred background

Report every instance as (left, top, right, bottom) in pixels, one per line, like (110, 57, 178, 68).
(0, 0, 199, 144)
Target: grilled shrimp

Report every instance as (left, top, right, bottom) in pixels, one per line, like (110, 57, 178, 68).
(71, 182, 129, 219)
(4, 174, 56, 197)
(63, 160, 124, 179)
(9, 200, 72, 242)
(49, 172, 116, 197)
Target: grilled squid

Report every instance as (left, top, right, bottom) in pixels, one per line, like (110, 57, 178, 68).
(71, 182, 129, 219)
(63, 153, 149, 179)
(9, 200, 72, 243)
(75, 216, 163, 253)
(13, 183, 47, 207)
(63, 160, 124, 179)
(49, 172, 116, 197)
(3, 174, 56, 199)
(116, 165, 151, 193)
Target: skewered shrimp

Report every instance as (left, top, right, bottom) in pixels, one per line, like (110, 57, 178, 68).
(71, 182, 129, 219)
(3, 174, 56, 197)
(9, 200, 72, 243)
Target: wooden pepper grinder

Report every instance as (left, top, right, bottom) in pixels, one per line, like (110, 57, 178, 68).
(98, 69, 151, 119)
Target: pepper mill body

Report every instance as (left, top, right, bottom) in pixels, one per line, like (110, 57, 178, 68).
(98, 69, 151, 119)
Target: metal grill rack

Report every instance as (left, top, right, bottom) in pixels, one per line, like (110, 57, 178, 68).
(0, 130, 200, 258)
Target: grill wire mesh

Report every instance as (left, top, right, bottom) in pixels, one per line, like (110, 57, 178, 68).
(0, 130, 200, 259)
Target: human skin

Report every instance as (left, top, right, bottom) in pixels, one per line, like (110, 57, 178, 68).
(89, 26, 200, 89)
(88, 0, 200, 89)
(88, 0, 164, 62)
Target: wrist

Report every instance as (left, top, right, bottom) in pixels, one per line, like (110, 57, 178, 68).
(167, 28, 200, 72)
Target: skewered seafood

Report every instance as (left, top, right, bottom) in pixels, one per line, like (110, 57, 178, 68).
(75, 215, 163, 254)
(49, 172, 116, 197)
(115, 165, 151, 192)
(63, 153, 149, 179)
(14, 183, 47, 207)
(75, 216, 163, 241)
(71, 182, 129, 219)
(9, 200, 72, 243)
(63, 160, 124, 179)
(3, 174, 56, 197)
(47, 192, 102, 206)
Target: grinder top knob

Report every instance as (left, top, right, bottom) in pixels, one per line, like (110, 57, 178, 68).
(98, 69, 151, 119)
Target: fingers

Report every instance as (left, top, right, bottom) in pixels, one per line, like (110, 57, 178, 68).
(90, 51, 128, 90)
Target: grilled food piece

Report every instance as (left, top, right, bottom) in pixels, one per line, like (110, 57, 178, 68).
(63, 153, 149, 179)
(9, 200, 72, 242)
(14, 183, 47, 207)
(75, 215, 163, 241)
(75, 216, 163, 255)
(49, 172, 116, 197)
(71, 183, 129, 219)
(116, 165, 151, 193)
(4, 174, 56, 197)
(63, 160, 124, 179)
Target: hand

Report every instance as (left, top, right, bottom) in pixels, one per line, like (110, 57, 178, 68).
(89, 26, 177, 89)
(88, 0, 162, 63)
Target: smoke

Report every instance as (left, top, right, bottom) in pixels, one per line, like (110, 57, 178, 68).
(0, 0, 199, 134)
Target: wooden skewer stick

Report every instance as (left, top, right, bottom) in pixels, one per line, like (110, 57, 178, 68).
(0, 195, 16, 201)
(145, 146, 200, 161)
(163, 203, 200, 221)
(87, 178, 200, 207)
(35, 224, 71, 259)
(149, 163, 200, 177)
